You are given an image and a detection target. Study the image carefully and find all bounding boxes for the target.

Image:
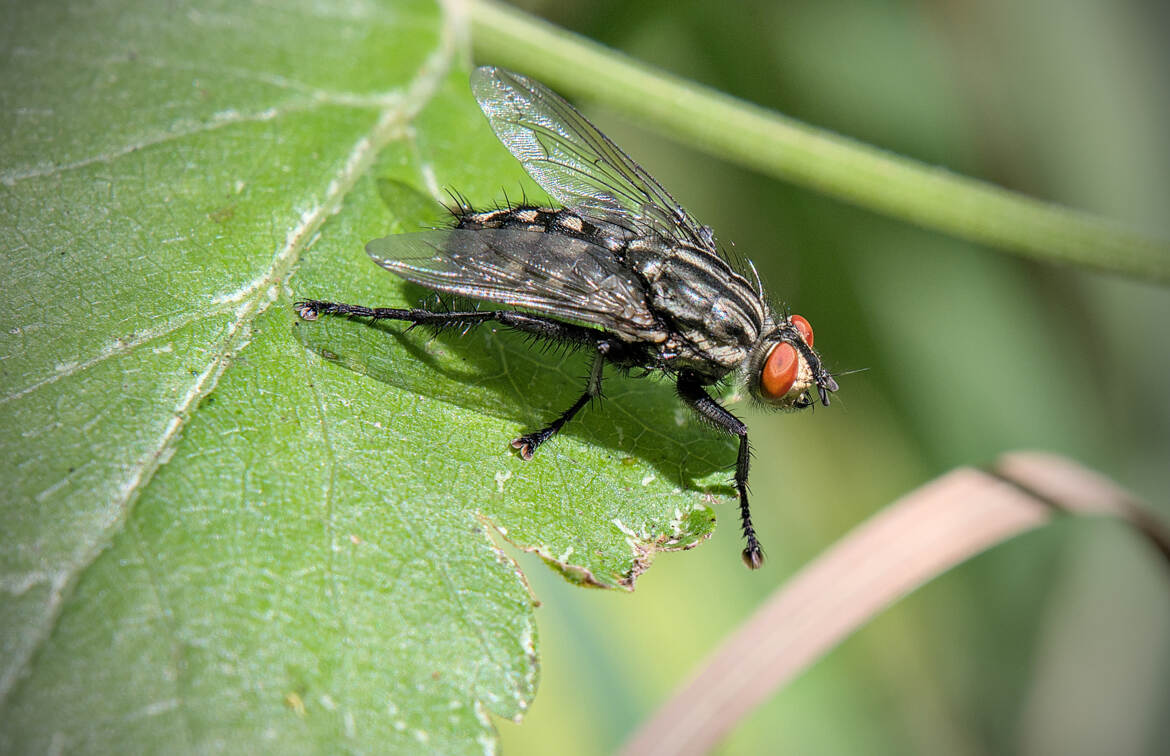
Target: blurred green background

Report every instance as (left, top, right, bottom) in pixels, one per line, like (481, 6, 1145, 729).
(489, 1, 1170, 754)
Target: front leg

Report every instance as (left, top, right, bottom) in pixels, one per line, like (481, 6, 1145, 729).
(676, 371, 763, 569)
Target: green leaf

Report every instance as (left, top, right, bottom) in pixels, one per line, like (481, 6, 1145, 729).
(0, 1, 720, 751)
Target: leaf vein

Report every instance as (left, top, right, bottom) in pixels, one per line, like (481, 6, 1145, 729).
(0, 21, 457, 710)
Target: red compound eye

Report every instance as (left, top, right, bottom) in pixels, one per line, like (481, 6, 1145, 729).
(760, 342, 800, 400)
(791, 314, 814, 346)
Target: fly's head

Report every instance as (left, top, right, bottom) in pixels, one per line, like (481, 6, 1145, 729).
(746, 314, 839, 410)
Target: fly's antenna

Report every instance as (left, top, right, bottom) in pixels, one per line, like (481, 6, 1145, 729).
(747, 259, 764, 298)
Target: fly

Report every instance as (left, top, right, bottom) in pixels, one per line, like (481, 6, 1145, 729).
(296, 66, 839, 569)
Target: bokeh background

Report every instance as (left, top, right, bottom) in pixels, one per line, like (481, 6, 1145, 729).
(489, 1, 1170, 754)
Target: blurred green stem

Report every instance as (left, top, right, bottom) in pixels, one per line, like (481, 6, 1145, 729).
(469, 0, 1170, 284)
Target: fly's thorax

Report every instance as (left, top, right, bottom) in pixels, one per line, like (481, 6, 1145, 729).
(627, 239, 766, 372)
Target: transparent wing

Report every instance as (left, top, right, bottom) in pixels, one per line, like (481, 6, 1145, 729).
(366, 229, 664, 342)
(471, 66, 716, 251)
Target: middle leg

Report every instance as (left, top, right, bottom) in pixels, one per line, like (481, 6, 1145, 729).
(512, 345, 608, 459)
(295, 298, 615, 457)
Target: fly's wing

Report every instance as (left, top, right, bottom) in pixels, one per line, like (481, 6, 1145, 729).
(471, 66, 716, 252)
(366, 229, 664, 343)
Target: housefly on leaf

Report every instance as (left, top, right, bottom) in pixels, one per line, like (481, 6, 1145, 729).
(296, 66, 838, 569)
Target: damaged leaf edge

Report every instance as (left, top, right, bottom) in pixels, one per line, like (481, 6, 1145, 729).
(476, 500, 716, 593)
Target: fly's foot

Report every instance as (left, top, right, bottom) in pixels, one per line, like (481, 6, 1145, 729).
(741, 541, 765, 570)
(294, 300, 322, 321)
(511, 430, 554, 460)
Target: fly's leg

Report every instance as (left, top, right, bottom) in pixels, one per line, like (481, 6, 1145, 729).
(295, 300, 501, 329)
(676, 371, 763, 570)
(296, 299, 612, 457)
(296, 300, 601, 344)
(511, 347, 606, 459)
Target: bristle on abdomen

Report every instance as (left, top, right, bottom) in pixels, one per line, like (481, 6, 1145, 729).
(455, 206, 598, 241)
